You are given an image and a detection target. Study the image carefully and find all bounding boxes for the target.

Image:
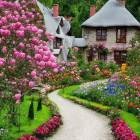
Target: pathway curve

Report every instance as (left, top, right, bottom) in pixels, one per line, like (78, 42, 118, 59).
(48, 80, 113, 140)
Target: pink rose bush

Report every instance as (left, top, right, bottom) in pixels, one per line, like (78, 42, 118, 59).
(0, 0, 58, 105)
(0, 0, 59, 136)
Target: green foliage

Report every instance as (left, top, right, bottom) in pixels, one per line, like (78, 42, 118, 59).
(37, 98, 42, 111)
(126, 0, 140, 23)
(28, 99, 34, 120)
(129, 30, 140, 47)
(107, 61, 117, 72)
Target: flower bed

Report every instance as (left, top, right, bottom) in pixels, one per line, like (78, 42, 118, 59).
(16, 96, 62, 140)
(111, 118, 139, 140)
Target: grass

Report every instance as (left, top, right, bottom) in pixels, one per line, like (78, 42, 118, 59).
(120, 110, 140, 138)
(0, 95, 51, 139)
(58, 85, 140, 139)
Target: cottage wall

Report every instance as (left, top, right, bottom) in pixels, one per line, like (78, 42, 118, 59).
(82, 27, 137, 61)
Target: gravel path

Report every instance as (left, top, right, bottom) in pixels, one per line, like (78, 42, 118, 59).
(48, 80, 113, 140)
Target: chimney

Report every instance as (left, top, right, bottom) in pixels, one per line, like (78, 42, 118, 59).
(120, 1, 125, 7)
(90, 5, 95, 17)
(53, 4, 59, 17)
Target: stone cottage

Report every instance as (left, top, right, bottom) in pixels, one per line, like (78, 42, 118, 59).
(81, 0, 140, 64)
(36, 1, 87, 62)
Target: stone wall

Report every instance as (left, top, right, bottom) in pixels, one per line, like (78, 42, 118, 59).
(82, 26, 137, 61)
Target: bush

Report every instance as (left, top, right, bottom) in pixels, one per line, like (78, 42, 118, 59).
(28, 100, 34, 120)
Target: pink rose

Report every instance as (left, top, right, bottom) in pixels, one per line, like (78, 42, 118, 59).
(53, 68, 58, 73)
(16, 30, 24, 37)
(18, 52, 25, 59)
(32, 38, 39, 44)
(15, 22, 22, 28)
(14, 94, 21, 100)
(31, 71, 36, 77)
(2, 46, 7, 53)
(18, 43, 24, 48)
(39, 61, 45, 67)
(35, 54, 41, 61)
(10, 59, 15, 65)
(50, 55, 56, 62)
(29, 81, 34, 88)
(52, 63, 58, 69)
(43, 56, 49, 62)
(74, 47, 78, 51)
(1, 17, 7, 24)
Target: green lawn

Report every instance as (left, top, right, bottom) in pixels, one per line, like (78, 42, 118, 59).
(0, 95, 51, 139)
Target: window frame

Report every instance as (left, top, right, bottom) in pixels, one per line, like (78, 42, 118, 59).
(114, 50, 127, 65)
(53, 38, 62, 49)
(98, 52, 107, 61)
(116, 27, 127, 43)
(96, 28, 107, 41)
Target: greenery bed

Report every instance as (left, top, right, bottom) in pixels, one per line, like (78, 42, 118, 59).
(0, 95, 51, 139)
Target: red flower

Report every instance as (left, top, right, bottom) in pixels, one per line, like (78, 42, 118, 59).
(134, 106, 138, 109)
(21, 76, 23, 78)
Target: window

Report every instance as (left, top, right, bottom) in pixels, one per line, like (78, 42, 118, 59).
(114, 50, 127, 65)
(98, 52, 107, 61)
(96, 28, 107, 40)
(60, 19, 63, 26)
(116, 28, 126, 43)
(53, 38, 62, 49)
(88, 56, 92, 62)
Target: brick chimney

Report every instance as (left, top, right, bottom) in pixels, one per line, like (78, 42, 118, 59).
(120, 1, 125, 7)
(90, 5, 95, 17)
(53, 4, 59, 17)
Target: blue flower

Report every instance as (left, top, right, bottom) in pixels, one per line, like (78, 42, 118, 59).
(111, 90, 115, 94)
(120, 85, 125, 89)
(116, 91, 118, 94)
(93, 85, 96, 88)
(106, 93, 110, 95)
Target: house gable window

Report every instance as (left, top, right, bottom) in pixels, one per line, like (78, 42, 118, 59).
(96, 28, 107, 41)
(60, 19, 63, 26)
(53, 38, 62, 49)
(98, 52, 107, 61)
(116, 28, 126, 43)
(114, 50, 127, 65)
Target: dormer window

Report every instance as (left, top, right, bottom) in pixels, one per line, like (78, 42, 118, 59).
(56, 26, 60, 34)
(60, 19, 63, 26)
(116, 28, 126, 43)
(96, 28, 107, 41)
(53, 38, 62, 49)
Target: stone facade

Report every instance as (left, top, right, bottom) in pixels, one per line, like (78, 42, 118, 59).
(82, 26, 137, 62)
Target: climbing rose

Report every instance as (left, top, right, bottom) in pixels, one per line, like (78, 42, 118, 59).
(74, 47, 78, 51)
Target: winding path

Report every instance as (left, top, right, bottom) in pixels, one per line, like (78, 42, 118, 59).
(48, 81, 114, 140)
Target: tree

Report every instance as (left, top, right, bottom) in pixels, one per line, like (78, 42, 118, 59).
(28, 99, 34, 120)
(37, 98, 42, 111)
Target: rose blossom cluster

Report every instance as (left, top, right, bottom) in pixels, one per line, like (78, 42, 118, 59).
(111, 118, 139, 140)
(0, 0, 58, 105)
(33, 117, 61, 137)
